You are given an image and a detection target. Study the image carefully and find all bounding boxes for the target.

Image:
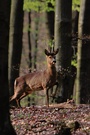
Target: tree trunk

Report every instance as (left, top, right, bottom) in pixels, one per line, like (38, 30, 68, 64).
(46, 3, 54, 39)
(9, 0, 24, 96)
(0, 0, 17, 134)
(54, 0, 72, 102)
(33, 12, 39, 70)
(28, 12, 32, 72)
(71, 10, 79, 100)
(76, 0, 90, 104)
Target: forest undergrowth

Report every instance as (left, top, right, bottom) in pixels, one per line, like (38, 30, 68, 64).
(10, 101, 90, 135)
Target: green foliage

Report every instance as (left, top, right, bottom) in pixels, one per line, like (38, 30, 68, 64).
(72, 0, 80, 11)
(24, 0, 55, 12)
(24, 0, 80, 12)
(71, 59, 77, 67)
(71, 54, 77, 67)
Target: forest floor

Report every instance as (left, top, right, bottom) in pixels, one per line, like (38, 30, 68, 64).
(10, 101, 90, 135)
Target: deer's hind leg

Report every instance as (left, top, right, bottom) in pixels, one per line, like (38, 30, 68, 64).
(18, 92, 28, 107)
(9, 93, 19, 108)
(18, 90, 33, 107)
(10, 92, 18, 103)
(10, 88, 25, 107)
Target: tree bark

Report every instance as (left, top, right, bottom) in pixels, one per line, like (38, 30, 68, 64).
(9, 0, 24, 96)
(33, 12, 39, 70)
(0, 0, 17, 134)
(76, 0, 90, 104)
(54, 0, 72, 101)
(46, 3, 54, 39)
(28, 12, 32, 72)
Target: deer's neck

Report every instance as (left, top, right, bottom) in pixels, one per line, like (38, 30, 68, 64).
(47, 65, 56, 76)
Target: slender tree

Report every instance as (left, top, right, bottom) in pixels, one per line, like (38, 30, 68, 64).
(0, 0, 17, 134)
(9, 0, 24, 96)
(54, 0, 72, 101)
(27, 12, 32, 106)
(33, 12, 39, 70)
(46, 3, 54, 39)
(76, 0, 90, 104)
(28, 12, 32, 72)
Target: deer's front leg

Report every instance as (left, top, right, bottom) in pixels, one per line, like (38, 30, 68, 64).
(53, 81, 58, 97)
(46, 88, 49, 107)
(50, 81, 58, 98)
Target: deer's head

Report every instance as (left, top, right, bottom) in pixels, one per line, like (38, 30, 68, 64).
(45, 48, 59, 67)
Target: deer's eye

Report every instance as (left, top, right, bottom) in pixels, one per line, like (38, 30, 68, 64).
(49, 56, 52, 58)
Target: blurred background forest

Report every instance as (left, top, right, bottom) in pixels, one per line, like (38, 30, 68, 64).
(0, 0, 90, 108)
(1, 0, 90, 134)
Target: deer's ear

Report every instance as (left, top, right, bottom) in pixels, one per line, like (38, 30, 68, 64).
(44, 49, 50, 56)
(54, 48, 59, 55)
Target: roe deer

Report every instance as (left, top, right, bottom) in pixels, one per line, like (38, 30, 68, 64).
(10, 48, 59, 107)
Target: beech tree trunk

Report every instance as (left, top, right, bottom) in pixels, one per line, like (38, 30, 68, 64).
(9, 0, 24, 96)
(54, 0, 72, 102)
(0, 0, 17, 134)
(76, 0, 90, 104)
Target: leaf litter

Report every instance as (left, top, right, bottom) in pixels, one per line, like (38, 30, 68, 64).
(10, 102, 90, 135)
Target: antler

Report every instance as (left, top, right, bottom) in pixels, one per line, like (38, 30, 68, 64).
(47, 40, 58, 54)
